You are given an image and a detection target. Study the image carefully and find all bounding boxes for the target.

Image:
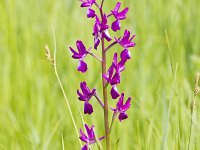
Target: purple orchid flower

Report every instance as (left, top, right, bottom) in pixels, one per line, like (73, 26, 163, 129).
(93, 15, 112, 49)
(104, 52, 130, 85)
(115, 29, 136, 49)
(80, 124, 104, 150)
(112, 93, 131, 122)
(69, 40, 90, 73)
(104, 51, 131, 99)
(103, 54, 121, 86)
(77, 82, 96, 114)
(111, 2, 129, 32)
(80, 0, 96, 18)
(104, 52, 131, 99)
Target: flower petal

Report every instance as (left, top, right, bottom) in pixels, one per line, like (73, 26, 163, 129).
(77, 89, 87, 101)
(80, 82, 91, 96)
(84, 102, 93, 114)
(110, 72, 121, 85)
(69, 47, 83, 59)
(94, 37, 100, 50)
(87, 8, 96, 18)
(85, 124, 95, 140)
(102, 30, 112, 41)
(118, 112, 128, 121)
(116, 7, 129, 20)
(81, 2, 91, 7)
(120, 49, 131, 60)
(79, 129, 88, 143)
(111, 20, 121, 32)
(76, 40, 87, 54)
(111, 86, 120, 99)
(81, 144, 89, 150)
(113, 2, 121, 13)
(117, 93, 124, 109)
(78, 60, 88, 73)
(121, 97, 131, 112)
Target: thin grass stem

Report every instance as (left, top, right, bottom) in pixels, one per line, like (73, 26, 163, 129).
(52, 26, 82, 147)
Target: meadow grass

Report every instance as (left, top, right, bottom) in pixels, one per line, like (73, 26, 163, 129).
(0, 0, 200, 149)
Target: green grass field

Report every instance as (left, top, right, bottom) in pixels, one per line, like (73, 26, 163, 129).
(0, 0, 200, 149)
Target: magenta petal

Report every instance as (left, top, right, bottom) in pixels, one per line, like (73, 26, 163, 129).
(113, 2, 121, 13)
(94, 38, 100, 50)
(85, 124, 95, 139)
(113, 53, 118, 66)
(120, 49, 131, 60)
(79, 129, 88, 143)
(117, 93, 124, 108)
(78, 60, 88, 73)
(77, 90, 86, 101)
(81, 144, 89, 150)
(87, 8, 96, 18)
(118, 112, 128, 122)
(111, 86, 120, 99)
(81, 2, 90, 7)
(84, 102, 93, 114)
(69, 47, 83, 59)
(116, 7, 129, 20)
(76, 40, 86, 54)
(102, 30, 112, 42)
(121, 97, 131, 111)
(111, 20, 121, 32)
(110, 72, 121, 85)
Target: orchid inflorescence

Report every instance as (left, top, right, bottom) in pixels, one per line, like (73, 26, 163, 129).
(69, 0, 136, 149)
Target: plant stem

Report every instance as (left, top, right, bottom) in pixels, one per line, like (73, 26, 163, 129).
(94, 93, 104, 109)
(188, 94, 197, 150)
(99, 1, 110, 149)
(101, 36, 110, 150)
(105, 41, 118, 52)
(188, 73, 200, 150)
(87, 51, 102, 62)
(109, 111, 117, 134)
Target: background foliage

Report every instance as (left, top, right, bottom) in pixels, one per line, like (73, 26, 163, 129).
(0, 0, 200, 149)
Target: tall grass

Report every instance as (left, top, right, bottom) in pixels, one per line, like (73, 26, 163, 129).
(0, 0, 200, 149)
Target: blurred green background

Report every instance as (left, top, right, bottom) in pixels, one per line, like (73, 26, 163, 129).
(0, 0, 200, 149)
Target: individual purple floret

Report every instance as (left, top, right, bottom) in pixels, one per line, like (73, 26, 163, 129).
(93, 15, 112, 49)
(112, 93, 131, 122)
(104, 52, 130, 99)
(77, 82, 96, 114)
(120, 49, 131, 60)
(79, 124, 104, 150)
(115, 29, 136, 48)
(110, 85, 120, 99)
(103, 56, 121, 86)
(104, 52, 130, 85)
(69, 40, 90, 73)
(80, 0, 96, 18)
(111, 2, 129, 32)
